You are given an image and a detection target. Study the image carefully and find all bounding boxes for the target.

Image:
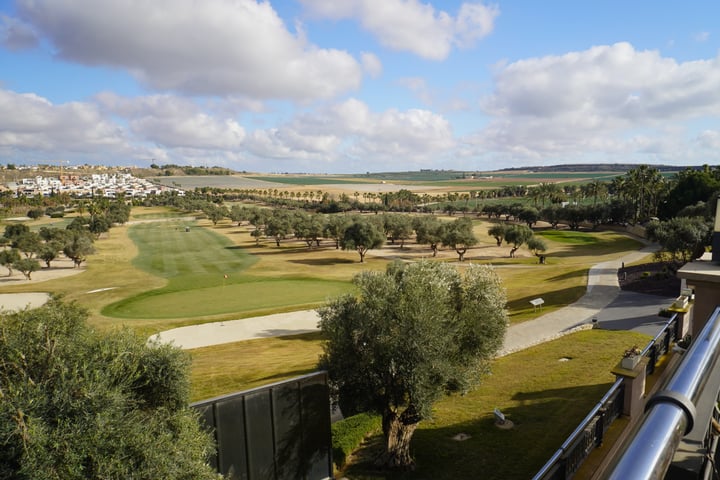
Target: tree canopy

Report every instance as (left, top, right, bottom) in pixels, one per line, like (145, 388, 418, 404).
(646, 216, 712, 263)
(0, 300, 217, 480)
(318, 260, 507, 469)
(441, 217, 477, 261)
(340, 218, 385, 262)
(504, 224, 534, 258)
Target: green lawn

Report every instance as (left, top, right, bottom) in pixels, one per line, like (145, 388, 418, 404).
(101, 221, 352, 320)
(341, 329, 651, 480)
(189, 328, 651, 479)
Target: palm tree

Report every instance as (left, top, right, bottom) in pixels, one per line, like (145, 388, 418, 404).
(625, 165, 665, 222)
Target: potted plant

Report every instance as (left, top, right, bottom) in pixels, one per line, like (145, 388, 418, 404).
(622, 345, 642, 369)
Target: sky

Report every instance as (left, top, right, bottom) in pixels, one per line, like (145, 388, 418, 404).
(1, 0, 719, 174)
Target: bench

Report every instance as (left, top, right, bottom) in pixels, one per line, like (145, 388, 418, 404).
(529, 298, 544, 312)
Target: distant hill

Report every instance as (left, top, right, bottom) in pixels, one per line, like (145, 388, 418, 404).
(495, 163, 694, 173)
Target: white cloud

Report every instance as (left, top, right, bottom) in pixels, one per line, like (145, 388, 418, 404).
(0, 89, 127, 153)
(694, 31, 710, 42)
(96, 93, 245, 150)
(300, 0, 499, 60)
(398, 77, 432, 104)
(361, 52, 383, 78)
(697, 130, 720, 149)
(471, 42, 720, 161)
(16, 0, 363, 100)
(245, 99, 455, 170)
(0, 14, 38, 50)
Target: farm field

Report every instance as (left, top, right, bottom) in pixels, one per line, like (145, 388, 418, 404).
(153, 167, 682, 195)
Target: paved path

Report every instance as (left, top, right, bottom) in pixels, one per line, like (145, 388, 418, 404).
(154, 244, 673, 353)
(498, 245, 664, 355)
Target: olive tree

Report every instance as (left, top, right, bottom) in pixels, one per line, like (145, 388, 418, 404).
(646, 216, 711, 263)
(340, 218, 385, 262)
(0, 248, 21, 276)
(487, 223, 508, 246)
(63, 231, 95, 267)
(504, 224, 534, 258)
(412, 216, 444, 257)
(13, 257, 40, 279)
(0, 300, 218, 480)
(441, 216, 477, 261)
(318, 260, 507, 470)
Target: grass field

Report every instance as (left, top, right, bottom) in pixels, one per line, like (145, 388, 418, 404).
(0, 205, 658, 478)
(188, 328, 651, 479)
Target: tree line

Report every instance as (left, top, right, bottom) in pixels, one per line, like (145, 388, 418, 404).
(0, 200, 130, 279)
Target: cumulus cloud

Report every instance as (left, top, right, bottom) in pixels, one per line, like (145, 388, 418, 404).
(469, 42, 720, 161)
(0, 14, 38, 50)
(300, 0, 499, 60)
(15, 0, 363, 100)
(0, 89, 127, 153)
(96, 93, 245, 150)
(245, 98, 454, 170)
(361, 52, 383, 78)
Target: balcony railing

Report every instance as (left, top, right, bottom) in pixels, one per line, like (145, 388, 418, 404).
(532, 312, 680, 480)
(606, 306, 720, 479)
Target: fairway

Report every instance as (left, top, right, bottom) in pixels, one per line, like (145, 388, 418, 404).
(101, 221, 351, 319)
(537, 229, 601, 245)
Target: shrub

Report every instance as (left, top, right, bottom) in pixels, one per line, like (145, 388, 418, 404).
(331, 412, 382, 470)
(0, 300, 218, 479)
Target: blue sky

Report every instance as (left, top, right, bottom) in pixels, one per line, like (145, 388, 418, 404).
(1, 0, 719, 173)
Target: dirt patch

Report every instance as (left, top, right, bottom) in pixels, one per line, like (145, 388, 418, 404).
(618, 261, 681, 297)
(0, 257, 85, 285)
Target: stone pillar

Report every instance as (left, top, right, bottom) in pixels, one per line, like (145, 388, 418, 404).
(668, 302, 693, 341)
(612, 357, 649, 418)
(677, 255, 720, 338)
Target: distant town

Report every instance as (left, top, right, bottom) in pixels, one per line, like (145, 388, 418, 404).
(3, 171, 184, 199)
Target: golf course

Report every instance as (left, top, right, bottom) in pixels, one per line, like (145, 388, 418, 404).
(0, 202, 655, 479)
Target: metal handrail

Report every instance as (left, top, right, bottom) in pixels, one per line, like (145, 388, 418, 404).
(606, 306, 720, 480)
(531, 377, 624, 480)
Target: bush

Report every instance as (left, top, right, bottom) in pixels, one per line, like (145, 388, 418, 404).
(331, 412, 382, 470)
(0, 300, 218, 479)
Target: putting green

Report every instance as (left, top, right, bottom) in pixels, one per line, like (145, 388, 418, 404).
(101, 221, 351, 319)
(537, 229, 600, 244)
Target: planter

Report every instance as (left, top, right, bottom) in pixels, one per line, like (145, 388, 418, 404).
(622, 355, 640, 370)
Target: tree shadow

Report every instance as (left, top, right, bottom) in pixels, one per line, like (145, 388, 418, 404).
(341, 383, 612, 480)
(547, 268, 588, 281)
(289, 258, 356, 266)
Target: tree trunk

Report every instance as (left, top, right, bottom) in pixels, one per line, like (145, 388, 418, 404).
(376, 410, 419, 470)
(430, 244, 437, 257)
(456, 248, 466, 261)
(510, 246, 519, 258)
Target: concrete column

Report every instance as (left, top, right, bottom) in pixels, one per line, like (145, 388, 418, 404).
(612, 357, 649, 418)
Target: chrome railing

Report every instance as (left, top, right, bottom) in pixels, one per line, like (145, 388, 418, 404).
(606, 306, 720, 480)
